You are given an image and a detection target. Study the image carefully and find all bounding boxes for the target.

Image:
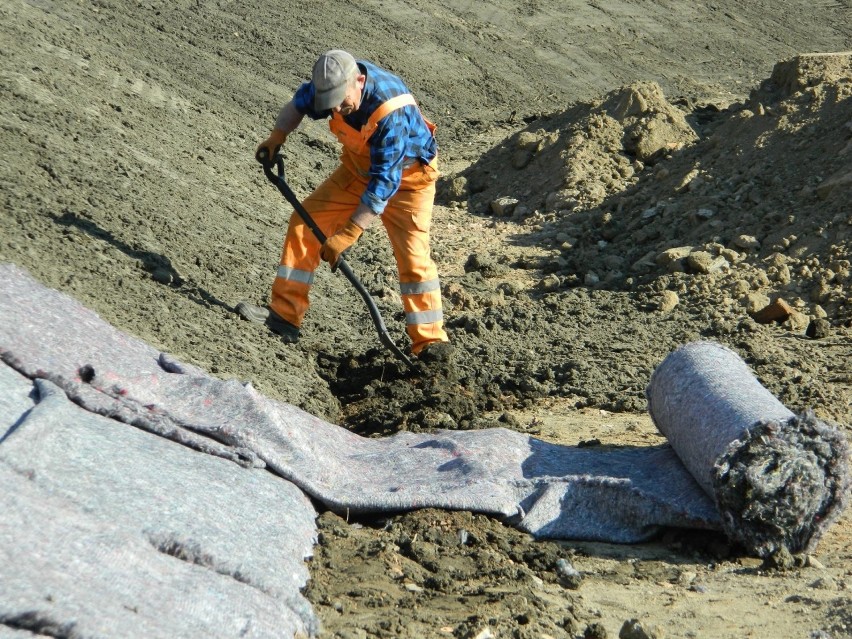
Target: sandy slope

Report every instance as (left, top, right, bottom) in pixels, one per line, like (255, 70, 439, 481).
(2, 0, 851, 637)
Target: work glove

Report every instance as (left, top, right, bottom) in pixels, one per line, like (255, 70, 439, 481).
(320, 220, 363, 271)
(255, 129, 287, 165)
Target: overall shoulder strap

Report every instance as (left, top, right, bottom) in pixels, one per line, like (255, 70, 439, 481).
(361, 93, 417, 142)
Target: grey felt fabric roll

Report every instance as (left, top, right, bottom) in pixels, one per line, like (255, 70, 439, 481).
(647, 341, 850, 556)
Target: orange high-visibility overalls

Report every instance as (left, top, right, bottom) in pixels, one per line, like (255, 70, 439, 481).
(269, 93, 448, 355)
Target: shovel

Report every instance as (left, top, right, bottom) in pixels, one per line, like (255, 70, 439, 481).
(256, 149, 413, 368)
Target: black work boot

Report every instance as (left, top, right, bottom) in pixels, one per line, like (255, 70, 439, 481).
(416, 341, 457, 380)
(417, 341, 454, 364)
(235, 302, 300, 343)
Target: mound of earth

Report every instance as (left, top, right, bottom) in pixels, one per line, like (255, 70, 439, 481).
(456, 53, 851, 331)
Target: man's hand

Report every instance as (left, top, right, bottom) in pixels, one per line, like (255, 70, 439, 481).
(255, 129, 287, 164)
(320, 220, 364, 270)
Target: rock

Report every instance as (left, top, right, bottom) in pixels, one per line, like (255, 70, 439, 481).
(762, 547, 799, 571)
(730, 279, 750, 296)
(765, 252, 789, 268)
(385, 286, 405, 306)
(538, 274, 562, 291)
(810, 281, 832, 303)
(734, 235, 761, 250)
(556, 558, 583, 589)
(631, 249, 658, 271)
(619, 619, 664, 639)
(150, 267, 176, 285)
(446, 176, 468, 200)
(742, 292, 771, 314)
(515, 130, 540, 151)
(806, 318, 831, 339)
(490, 196, 519, 217)
(545, 190, 580, 212)
(658, 290, 679, 312)
(585, 622, 608, 639)
(785, 310, 810, 333)
(676, 168, 700, 192)
(834, 267, 850, 285)
(627, 115, 695, 161)
(719, 248, 742, 264)
(512, 149, 533, 169)
(751, 297, 794, 323)
(767, 263, 791, 285)
(497, 280, 524, 296)
(656, 246, 693, 266)
(738, 557, 763, 569)
(443, 281, 474, 310)
(687, 251, 727, 274)
(465, 253, 508, 277)
(676, 571, 697, 586)
(555, 232, 578, 246)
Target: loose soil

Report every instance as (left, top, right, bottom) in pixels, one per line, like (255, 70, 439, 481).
(1, 1, 851, 638)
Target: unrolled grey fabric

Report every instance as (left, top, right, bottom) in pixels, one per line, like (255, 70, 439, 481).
(0, 364, 319, 637)
(1, 458, 315, 639)
(0, 262, 721, 548)
(646, 341, 851, 556)
(1, 263, 849, 636)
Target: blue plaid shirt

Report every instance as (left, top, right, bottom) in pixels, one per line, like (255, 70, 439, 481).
(292, 61, 437, 214)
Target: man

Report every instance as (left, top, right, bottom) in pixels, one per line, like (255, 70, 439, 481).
(237, 49, 450, 358)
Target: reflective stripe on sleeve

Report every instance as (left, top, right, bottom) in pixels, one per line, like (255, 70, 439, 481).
(276, 265, 315, 286)
(399, 278, 440, 296)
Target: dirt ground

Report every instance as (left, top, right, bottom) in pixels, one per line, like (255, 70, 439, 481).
(2, 0, 851, 637)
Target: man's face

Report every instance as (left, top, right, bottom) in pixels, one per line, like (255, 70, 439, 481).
(333, 74, 366, 115)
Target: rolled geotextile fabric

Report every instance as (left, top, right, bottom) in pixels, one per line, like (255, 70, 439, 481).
(646, 341, 850, 557)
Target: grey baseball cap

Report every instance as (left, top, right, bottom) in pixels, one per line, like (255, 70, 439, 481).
(312, 50, 358, 111)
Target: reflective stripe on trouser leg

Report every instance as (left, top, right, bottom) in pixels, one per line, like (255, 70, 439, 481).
(402, 279, 445, 348)
(270, 165, 364, 326)
(381, 177, 448, 354)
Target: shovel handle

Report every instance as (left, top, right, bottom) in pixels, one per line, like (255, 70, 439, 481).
(258, 149, 328, 244)
(256, 150, 413, 367)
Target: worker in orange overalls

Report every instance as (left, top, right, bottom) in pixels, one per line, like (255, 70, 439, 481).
(237, 50, 451, 359)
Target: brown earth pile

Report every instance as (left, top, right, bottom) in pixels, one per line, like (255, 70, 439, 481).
(459, 54, 852, 333)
